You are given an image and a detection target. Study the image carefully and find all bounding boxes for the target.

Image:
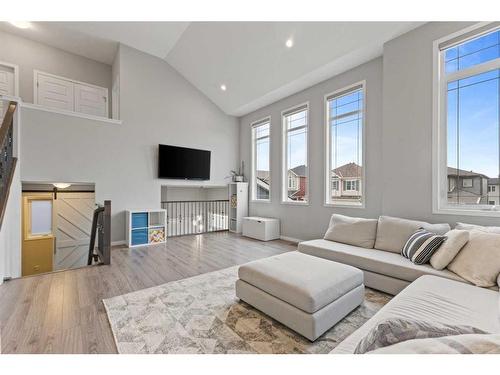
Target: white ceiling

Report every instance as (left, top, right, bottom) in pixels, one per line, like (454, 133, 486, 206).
(0, 21, 423, 116)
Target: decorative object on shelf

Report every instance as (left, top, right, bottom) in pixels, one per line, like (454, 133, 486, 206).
(149, 228, 165, 243)
(230, 161, 245, 182)
(126, 209, 167, 247)
(228, 182, 248, 233)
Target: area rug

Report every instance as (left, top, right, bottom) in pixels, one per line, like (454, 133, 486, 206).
(103, 266, 391, 354)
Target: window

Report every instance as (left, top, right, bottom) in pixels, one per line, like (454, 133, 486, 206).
(462, 178, 473, 188)
(282, 104, 308, 203)
(325, 82, 365, 206)
(435, 25, 500, 214)
(251, 118, 271, 201)
(331, 179, 339, 191)
(489, 185, 496, 192)
(343, 180, 359, 191)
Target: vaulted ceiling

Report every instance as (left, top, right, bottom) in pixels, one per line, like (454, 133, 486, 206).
(0, 21, 423, 116)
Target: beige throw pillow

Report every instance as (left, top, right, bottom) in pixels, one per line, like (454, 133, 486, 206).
(430, 229, 469, 270)
(374, 216, 450, 253)
(324, 214, 378, 248)
(447, 230, 500, 287)
(455, 222, 500, 234)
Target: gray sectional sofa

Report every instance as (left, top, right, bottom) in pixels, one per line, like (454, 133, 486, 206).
(296, 214, 500, 353)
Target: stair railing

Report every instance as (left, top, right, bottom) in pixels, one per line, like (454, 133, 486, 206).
(0, 100, 18, 229)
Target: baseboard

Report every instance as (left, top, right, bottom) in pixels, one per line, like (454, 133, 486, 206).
(111, 240, 126, 247)
(280, 235, 303, 244)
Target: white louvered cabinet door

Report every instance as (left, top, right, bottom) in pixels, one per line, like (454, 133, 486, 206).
(36, 73, 75, 111)
(74, 83, 108, 117)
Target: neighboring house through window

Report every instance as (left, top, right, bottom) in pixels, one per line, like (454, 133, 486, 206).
(251, 118, 271, 201)
(325, 82, 365, 206)
(434, 24, 500, 214)
(282, 104, 309, 203)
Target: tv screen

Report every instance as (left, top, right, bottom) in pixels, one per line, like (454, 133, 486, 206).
(158, 144, 211, 180)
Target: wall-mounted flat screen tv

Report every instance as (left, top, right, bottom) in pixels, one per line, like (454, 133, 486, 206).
(158, 144, 211, 180)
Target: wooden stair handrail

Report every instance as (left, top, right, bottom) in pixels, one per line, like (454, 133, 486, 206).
(0, 100, 18, 230)
(0, 101, 17, 148)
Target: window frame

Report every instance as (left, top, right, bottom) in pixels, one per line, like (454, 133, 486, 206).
(324, 81, 366, 208)
(432, 22, 500, 217)
(281, 102, 310, 205)
(250, 116, 272, 203)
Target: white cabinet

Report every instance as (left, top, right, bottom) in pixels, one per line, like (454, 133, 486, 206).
(228, 182, 248, 234)
(242, 217, 280, 241)
(35, 71, 108, 117)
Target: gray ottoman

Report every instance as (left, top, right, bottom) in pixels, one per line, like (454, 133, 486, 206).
(235, 251, 364, 341)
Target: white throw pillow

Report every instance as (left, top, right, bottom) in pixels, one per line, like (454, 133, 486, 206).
(324, 214, 378, 248)
(374, 216, 451, 253)
(430, 229, 469, 270)
(455, 222, 500, 234)
(447, 230, 500, 287)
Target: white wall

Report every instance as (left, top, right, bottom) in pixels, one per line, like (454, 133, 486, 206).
(20, 44, 239, 242)
(239, 22, 500, 241)
(239, 58, 384, 240)
(0, 30, 112, 110)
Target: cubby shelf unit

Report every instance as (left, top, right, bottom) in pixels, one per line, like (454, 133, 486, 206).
(126, 209, 167, 248)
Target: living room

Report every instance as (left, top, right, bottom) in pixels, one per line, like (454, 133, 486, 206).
(0, 0, 499, 373)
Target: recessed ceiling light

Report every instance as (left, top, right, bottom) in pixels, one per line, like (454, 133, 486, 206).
(285, 38, 294, 48)
(220, 84, 227, 91)
(9, 21, 32, 29)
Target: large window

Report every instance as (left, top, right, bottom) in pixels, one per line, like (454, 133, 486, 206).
(435, 25, 500, 214)
(325, 83, 365, 206)
(282, 104, 308, 203)
(251, 118, 271, 201)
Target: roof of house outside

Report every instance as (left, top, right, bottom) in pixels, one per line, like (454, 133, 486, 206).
(256, 170, 270, 183)
(332, 162, 362, 178)
(447, 167, 489, 179)
(290, 165, 307, 177)
(488, 178, 500, 185)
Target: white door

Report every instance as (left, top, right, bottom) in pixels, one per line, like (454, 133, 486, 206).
(75, 83, 108, 117)
(0, 65, 15, 116)
(54, 192, 95, 271)
(36, 73, 74, 111)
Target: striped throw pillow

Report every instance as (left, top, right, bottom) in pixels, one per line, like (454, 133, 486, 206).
(401, 229, 447, 265)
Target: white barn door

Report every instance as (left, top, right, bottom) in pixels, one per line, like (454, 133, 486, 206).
(54, 192, 95, 270)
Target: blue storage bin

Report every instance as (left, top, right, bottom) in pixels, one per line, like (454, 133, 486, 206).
(131, 212, 148, 229)
(131, 228, 148, 246)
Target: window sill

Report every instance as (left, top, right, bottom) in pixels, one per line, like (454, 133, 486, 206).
(22, 103, 122, 125)
(280, 201, 310, 206)
(324, 203, 365, 209)
(250, 199, 271, 204)
(433, 207, 500, 217)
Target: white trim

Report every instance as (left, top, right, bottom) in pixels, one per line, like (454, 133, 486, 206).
(432, 22, 500, 217)
(324, 80, 366, 208)
(250, 116, 271, 203)
(0, 61, 19, 97)
(21, 102, 122, 125)
(279, 235, 302, 243)
(281, 101, 310, 205)
(111, 240, 126, 247)
(34, 69, 109, 118)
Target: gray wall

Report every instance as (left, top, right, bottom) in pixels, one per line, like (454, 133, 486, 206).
(240, 22, 500, 241)
(0, 30, 112, 106)
(239, 58, 384, 240)
(380, 21, 499, 227)
(20, 44, 239, 242)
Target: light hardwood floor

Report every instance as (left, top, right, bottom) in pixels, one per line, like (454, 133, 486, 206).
(0, 232, 295, 354)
